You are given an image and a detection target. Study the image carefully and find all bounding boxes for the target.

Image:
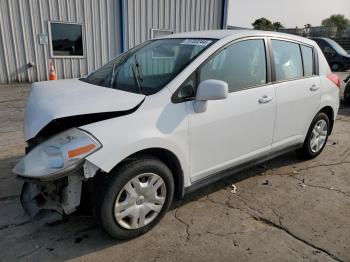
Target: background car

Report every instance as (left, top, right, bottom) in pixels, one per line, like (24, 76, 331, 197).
(344, 75, 350, 102)
(310, 37, 350, 71)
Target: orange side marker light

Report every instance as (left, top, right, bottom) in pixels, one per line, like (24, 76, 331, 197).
(68, 144, 96, 158)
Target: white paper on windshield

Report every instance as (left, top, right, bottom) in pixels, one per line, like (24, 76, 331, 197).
(180, 39, 212, 46)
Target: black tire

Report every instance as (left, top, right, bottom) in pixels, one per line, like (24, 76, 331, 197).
(296, 112, 330, 160)
(95, 155, 174, 239)
(344, 83, 350, 103)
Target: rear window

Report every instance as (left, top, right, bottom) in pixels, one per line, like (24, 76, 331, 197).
(300, 45, 314, 77)
(272, 40, 303, 82)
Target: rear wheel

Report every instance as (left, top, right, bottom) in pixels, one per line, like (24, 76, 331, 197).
(297, 112, 330, 159)
(95, 155, 174, 239)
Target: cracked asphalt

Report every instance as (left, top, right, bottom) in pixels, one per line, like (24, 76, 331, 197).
(0, 73, 350, 262)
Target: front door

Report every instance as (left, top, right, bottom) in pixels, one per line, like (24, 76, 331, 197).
(186, 39, 276, 182)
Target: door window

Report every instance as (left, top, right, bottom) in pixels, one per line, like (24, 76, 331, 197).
(300, 45, 314, 77)
(199, 39, 267, 92)
(271, 40, 303, 81)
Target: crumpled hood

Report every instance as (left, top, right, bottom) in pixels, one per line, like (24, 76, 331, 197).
(24, 79, 145, 141)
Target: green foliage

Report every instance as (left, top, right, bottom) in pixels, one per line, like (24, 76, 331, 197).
(252, 18, 284, 31)
(272, 22, 284, 31)
(252, 17, 272, 30)
(321, 14, 349, 35)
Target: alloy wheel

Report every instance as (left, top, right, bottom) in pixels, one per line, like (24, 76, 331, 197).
(309, 119, 328, 153)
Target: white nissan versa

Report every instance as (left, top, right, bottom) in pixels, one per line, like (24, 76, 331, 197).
(14, 30, 340, 239)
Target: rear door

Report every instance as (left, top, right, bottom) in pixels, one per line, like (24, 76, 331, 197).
(270, 39, 321, 150)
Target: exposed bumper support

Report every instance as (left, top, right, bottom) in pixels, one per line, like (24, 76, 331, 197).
(20, 172, 84, 222)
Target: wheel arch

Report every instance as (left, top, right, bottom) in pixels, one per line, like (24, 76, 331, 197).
(110, 148, 185, 200)
(319, 106, 334, 134)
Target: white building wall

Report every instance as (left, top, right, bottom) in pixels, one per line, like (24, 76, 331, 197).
(0, 0, 226, 84)
(124, 0, 225, 49)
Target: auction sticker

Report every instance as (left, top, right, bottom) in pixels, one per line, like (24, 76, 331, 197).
(180, 39, 212, 46)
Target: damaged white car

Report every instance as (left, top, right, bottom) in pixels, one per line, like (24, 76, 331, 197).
(13, 30, 339, 239)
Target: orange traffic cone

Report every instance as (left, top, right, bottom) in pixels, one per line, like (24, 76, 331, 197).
(49, 62, 57, 80)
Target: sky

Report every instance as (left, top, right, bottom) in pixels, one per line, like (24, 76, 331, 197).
(227, 0, 350, 29)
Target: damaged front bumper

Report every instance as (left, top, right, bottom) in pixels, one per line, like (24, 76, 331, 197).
(18, 160, 100, 222)
(20, 173, 83, 218)
(13, 128, 102, 220)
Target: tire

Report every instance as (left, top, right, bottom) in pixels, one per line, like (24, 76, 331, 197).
(344, 82, 350, 103)
(296, 112, 330, 159)
(95, 155, 174, 239)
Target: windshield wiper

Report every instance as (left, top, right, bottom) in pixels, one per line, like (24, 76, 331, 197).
(134, 55, 143, 81)
(131, 63, 143, 95)
(131, 55, 144, 94)
(110, 63, 118, 88)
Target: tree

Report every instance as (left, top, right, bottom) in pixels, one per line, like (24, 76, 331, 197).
(252, 18, 273, 30)
(252, 18, 284, 31)
(272, 22, 284, 31)
(322, 14, 349, 35)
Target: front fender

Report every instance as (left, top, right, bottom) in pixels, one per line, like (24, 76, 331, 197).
(81, 98, 191, 187)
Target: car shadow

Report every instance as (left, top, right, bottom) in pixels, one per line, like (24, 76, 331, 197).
(172, 151, 302, 208)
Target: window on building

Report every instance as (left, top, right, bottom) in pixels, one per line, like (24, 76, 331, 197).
(271, 40, 303, 81)
(300, 45, 314, 77)
(199, 39, 267, 92)
(49, 22, 83, 57)
(151, 29, 173, 39)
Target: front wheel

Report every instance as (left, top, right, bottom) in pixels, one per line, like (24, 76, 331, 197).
(95, 155, 174, 239)
(297, 112, 330, 159)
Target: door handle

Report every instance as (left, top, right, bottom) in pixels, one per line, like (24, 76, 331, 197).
(310, 84, 319, 91)
(259, 95, 273, 104)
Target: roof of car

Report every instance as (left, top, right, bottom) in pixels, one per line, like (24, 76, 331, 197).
(157, 29, 315, 45)
(309, 37, 336, 44)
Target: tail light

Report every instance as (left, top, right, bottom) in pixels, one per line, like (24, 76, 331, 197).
(327, 73, 340, 89)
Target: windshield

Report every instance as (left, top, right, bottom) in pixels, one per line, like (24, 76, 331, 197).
(80, 38, 215, 95)
(326, 38, 348, 56)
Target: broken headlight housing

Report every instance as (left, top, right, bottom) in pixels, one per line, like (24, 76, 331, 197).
(13, 128, 101, 180)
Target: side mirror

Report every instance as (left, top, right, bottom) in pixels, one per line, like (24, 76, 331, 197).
(194, 79, 228, 113)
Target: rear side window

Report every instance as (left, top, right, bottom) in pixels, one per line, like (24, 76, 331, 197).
(272, 40, 303, 81)
(300, 45, 314, 77)
(199, 39, 267, 92)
